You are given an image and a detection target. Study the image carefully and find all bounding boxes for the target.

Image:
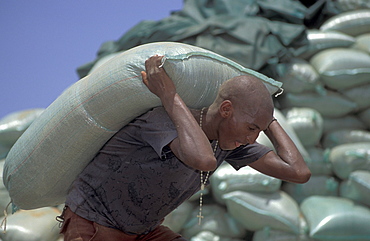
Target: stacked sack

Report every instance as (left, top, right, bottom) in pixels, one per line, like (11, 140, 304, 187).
(0, 110, 63, 241)
(270, 8, 370, 241)
(1, 9, 370, 241)
(164, 8, 370, 241)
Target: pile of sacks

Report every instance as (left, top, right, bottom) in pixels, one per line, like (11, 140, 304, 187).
(0, 110, 64, 241)
(0, 108, 369, 241)
(165, 8, 370, 241)
(0, 9, 370, 241)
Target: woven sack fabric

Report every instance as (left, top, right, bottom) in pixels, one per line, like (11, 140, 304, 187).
(223, 190, 302, 234)
(3, 42, 282, 209)
(301, 196, 370, 240)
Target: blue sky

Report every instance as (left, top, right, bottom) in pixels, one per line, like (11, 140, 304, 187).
(0, 1, 183, 119)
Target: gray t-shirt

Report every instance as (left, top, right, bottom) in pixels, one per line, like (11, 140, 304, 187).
(66, 107, 271, 235)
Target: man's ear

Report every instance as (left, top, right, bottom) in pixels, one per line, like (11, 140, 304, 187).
(219, 100, 232, 118)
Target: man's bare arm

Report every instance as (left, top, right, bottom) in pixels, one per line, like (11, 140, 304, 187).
(249, 120, 311, 183)
(141, 55, 217, 171)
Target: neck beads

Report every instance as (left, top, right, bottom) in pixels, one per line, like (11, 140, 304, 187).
(197, 107, 218, 225)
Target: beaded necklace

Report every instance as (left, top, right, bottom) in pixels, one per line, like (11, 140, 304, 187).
(197, 107, 218, 225)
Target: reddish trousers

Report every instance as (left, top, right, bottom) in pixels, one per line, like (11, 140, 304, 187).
(59, 207, 187, 241)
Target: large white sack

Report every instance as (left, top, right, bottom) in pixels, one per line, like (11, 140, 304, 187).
(210, 163, 281, 205)
(301, 196, 370, 241)
(252, 228, 311, 241)
(295, 30, 356, 60)
(305, 147, 333, 176)
(0, 109, 44, 147)
(162, 201, 194, 233)
(87, 52, 121, 74)
(190, 231, 244, 241)
(0, 109, 44, 159)
(3, 42, 282, 210)
(340, 170, 370, 207)
(181, 204, 246, 240)
(0, 160, 11, 214)
(279, 91, 358, 118)
(322, 129, 370, 149)
(319, 9, 370, 36)
(322, 115, 367, 134)
(328, 142, 370, 180)
(310, 48, 370, 90)
(223, 191, 302, 234)
(274, 58, 324, 94)
(333, 0, 370, 12)
(282, 175, 339, 204)
(352, 33, 370, 54)
(0, 207, 61, 241)
(340, 83, 370, 111)
(282, 107, 323, 148)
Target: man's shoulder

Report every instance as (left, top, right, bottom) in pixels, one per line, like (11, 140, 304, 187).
(135, 106, 169, 122)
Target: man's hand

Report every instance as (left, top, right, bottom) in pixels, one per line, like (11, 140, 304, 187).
(141, 55, 217, 171)
(141, 55, 176, 100)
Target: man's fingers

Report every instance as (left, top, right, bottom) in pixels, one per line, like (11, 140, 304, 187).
(141, 71, 148, 86)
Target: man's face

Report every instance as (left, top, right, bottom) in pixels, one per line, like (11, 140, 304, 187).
(217, 106, 271, 150)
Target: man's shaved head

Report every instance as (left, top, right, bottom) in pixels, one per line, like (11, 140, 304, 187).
(214, 75, 274, 119)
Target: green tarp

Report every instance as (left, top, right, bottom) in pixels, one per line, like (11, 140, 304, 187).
(76, 0, 340, 78)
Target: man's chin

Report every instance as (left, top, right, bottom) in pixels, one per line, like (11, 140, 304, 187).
(219, 144, 236, 151)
